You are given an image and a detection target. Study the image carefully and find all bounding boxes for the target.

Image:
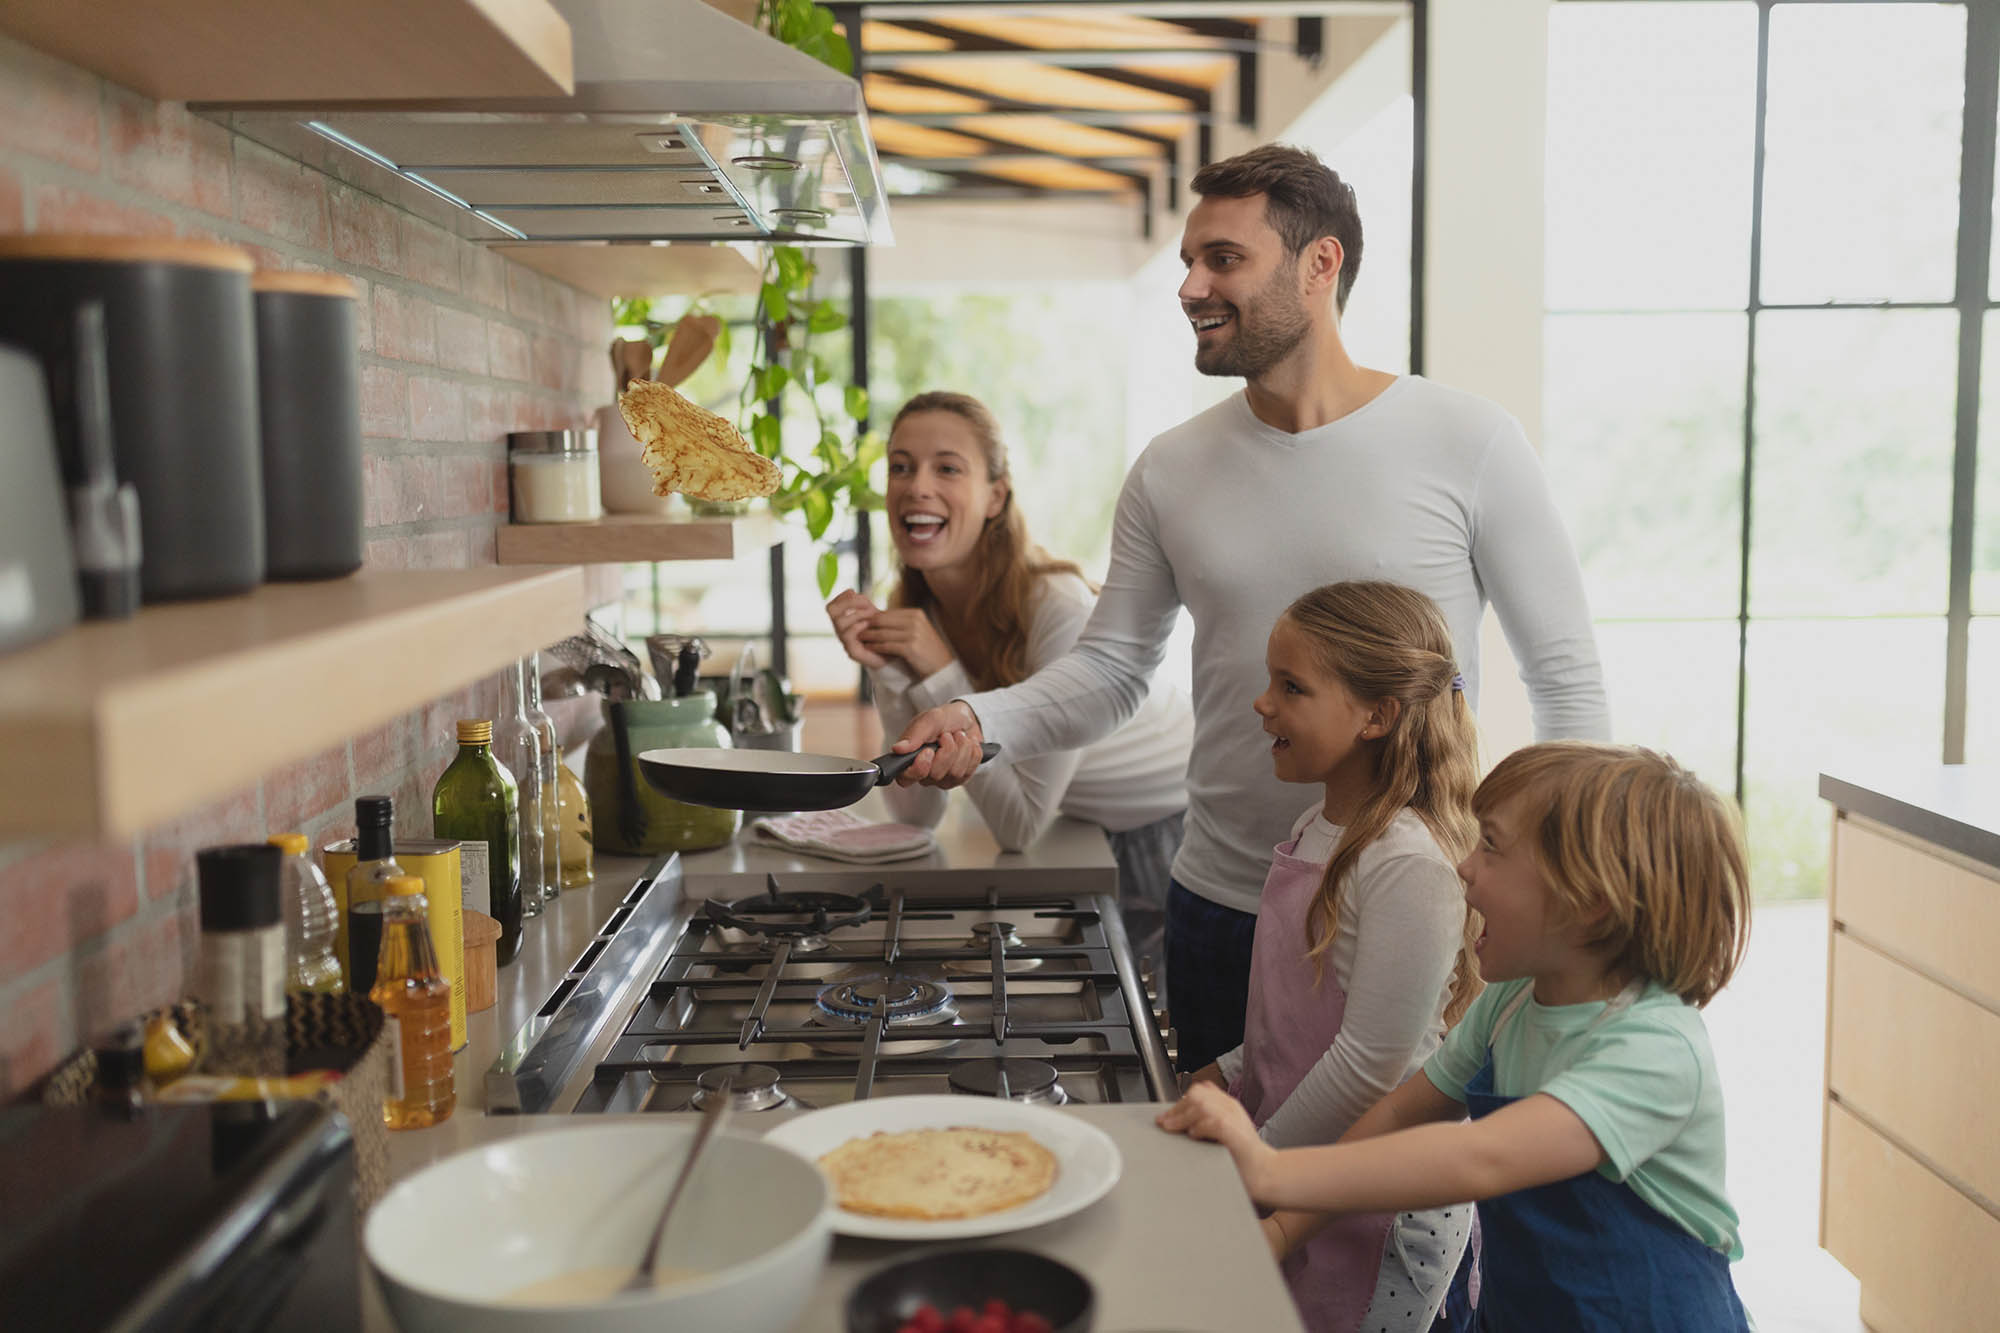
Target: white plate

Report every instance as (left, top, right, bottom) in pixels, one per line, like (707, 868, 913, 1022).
(760, 1095, 1123, 1240)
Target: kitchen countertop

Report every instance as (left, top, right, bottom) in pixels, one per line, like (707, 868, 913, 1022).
(368, 1106, 1305, 1333)
(358, 800, 1297, 1332)
(1819, 765, 2000, 871)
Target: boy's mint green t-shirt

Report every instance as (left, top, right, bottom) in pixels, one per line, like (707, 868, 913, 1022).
(1422, 977, 1743, 1259)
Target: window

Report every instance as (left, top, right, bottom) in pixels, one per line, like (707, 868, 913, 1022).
(1546, 1, 1989, 898)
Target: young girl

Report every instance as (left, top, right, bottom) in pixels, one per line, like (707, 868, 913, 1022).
(1161, 741, 1756, 1333)
(825, 391, 1193, 975)
(1188, 581, 1483, 1333)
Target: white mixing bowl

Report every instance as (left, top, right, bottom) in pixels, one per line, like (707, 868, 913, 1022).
(364, 1121, 832, 1332)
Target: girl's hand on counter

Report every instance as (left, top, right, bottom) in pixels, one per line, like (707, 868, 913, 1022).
(858, 607, 955, 679)
(1156, 1082, 1277, 1196)
(826, 590, 889, 669)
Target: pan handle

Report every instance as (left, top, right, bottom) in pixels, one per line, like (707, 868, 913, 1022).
(871, 741, 1001, 787)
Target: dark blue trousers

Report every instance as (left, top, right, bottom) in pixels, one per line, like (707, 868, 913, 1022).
(1164, 879, 1260, 1073)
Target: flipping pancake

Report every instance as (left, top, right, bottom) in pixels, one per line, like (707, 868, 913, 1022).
(818, 1127, 1059, 1220)
(618, 378, 780, 502)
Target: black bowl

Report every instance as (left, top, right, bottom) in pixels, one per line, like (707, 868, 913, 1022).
(845, 1248, 1094, 1333)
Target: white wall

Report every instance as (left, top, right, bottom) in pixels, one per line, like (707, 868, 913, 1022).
(1425, 0, 1551, 764)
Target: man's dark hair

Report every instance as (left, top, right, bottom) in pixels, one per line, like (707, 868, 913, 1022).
(1190, 143, 1364, 311)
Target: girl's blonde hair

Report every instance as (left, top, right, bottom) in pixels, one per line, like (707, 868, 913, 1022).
(1473, 742, 1752, 1007)
(1283, 582, 1483, 1024)
(888, 392, 1090, 690)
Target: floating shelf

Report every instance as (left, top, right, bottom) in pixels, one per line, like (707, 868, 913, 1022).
(0, 0, 573, 102)
(0, 567, 583, 839)
(495, 510, 789, 565)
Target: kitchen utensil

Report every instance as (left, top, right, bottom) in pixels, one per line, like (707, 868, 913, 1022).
(656, 312, 719, 387)
(762, 1095, 1122, 1241)
(638, 742, 1002, 813)
(364, 1121, 830, 1333)
(65, 301, 141, 619)
(611, 337, 651, 395)
(0, 343, 81, 652)
(0, 235, 263, 602)
(845, 1249, 1095, 1333)
(252, 270, 363, 580)
(729, 643, 773, 737)
(623, 1073, 730, 1294)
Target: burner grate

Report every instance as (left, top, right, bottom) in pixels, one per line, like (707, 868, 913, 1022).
(702, 874, 871, 941)
(948, 1057, 1066, 1105)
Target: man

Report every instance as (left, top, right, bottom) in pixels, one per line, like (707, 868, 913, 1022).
(891, 144, 1610, 1072)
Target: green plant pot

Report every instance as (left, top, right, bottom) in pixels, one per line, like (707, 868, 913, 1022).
(687, 496, 754, 518)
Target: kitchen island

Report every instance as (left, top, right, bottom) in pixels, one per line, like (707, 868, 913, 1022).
(1818, 766, 2000, 1333)
(363, 795, 1303, 1332)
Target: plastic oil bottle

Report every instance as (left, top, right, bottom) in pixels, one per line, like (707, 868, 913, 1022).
(370, 874, 455, 1130)
(269, 832, 343, 994)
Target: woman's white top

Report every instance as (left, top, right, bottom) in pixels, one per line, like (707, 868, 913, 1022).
(871, 571, 1193, 848)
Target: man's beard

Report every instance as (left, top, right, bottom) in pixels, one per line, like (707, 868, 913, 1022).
(1192, 271, 1311, 379)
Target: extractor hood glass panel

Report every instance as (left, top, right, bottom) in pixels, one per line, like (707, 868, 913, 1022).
(484, 205, 763, 240)
(308, 113, 705, 169)
(416, 168, 728, 208)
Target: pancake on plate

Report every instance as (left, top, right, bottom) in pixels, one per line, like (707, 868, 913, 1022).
(817, 1126, 1059, 1220)
(618, 378, 780, 502)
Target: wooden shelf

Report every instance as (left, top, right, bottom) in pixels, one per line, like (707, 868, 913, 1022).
(0, 567, 583, 840)
(0, 0, 573, 102)
(487, 243, 761, 300)
(496, 511, 789, 565)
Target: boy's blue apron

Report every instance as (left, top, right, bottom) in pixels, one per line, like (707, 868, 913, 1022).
(1465, 984, 1752, 1333)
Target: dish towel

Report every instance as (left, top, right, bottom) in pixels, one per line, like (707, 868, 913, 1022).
(751, 810, 938, 864)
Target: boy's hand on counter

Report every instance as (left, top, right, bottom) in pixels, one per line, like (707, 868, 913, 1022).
(1156, 1081, 1276, 1196)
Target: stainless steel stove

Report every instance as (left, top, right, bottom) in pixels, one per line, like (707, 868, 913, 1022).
(486, 856, 1177, 1115)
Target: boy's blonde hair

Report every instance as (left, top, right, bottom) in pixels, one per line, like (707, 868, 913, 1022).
(1283, 581, 1483, 1024)
(1473, 741, 1752, 1007)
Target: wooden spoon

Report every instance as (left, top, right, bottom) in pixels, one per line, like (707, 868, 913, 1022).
(657, 313, 720, 387)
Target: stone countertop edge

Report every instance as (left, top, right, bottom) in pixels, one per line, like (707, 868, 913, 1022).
(368, 1107, 1306, 1333)
(1820, 766, 2000, 872)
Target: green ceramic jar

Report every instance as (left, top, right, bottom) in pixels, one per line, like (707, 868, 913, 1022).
(584, 693, 740, 855)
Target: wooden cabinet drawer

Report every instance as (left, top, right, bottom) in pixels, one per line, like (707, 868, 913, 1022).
(1832, 818, 2000, 1007)
(1828, 934, 2000, 1204)
(1823, 1103, 2000, 1333)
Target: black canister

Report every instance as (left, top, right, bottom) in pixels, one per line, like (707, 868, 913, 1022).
(252, 271, 363, 580)
(0, 235, 263, 603)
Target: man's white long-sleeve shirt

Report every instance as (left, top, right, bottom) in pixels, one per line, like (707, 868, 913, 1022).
(966, 377, 1610, 913)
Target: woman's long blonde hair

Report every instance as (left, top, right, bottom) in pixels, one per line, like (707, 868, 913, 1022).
(1285, 582, 1484, 1024)
(888, 392, 1089, 690)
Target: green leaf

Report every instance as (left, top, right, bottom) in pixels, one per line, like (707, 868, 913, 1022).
(843, 386, 870, 421)
(820, 30, 852, 75)
(754, 364, 791, 401)
(812, 354, 833, 385)
(760, 281, 788, 324)
(750, 413, 782, 457)
(817, 549, 840, 598)
(806, 299, 845, 334)
(803, 487, 834, 539)
(712, 317, 733, 364)
(774, 246, 809, 291)
(847, 483, 885, 511)
(855, 431, 885, 469)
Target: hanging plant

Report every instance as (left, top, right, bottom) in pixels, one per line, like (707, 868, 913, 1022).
(741, 244, 883, 597)
(757, 0, 852, 74)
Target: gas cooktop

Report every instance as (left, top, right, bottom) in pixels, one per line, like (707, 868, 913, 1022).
(487, 857, 1176, 1115)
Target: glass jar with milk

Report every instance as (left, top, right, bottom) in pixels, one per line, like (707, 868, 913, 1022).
(507, 430, 602, 524)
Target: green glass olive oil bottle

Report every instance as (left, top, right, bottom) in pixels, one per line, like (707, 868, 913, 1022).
(432, 719, 522, 965)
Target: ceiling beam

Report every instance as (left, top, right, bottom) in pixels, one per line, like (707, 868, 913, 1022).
(862, 2, 1408, 16)
(867, 44, 1252, 65)
(873, 65, 1209, 115)
(872, 19, 1218, 103)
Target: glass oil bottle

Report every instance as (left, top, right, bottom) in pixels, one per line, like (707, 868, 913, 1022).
(371, 874, 455, 1130)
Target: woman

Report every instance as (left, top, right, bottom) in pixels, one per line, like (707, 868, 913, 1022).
(827, 391, 1192, 980)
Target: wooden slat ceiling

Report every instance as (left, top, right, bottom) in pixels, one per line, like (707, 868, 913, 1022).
(855, 3, 1274, 209)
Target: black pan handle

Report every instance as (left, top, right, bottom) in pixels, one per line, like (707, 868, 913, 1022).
(872, 742, 1001, 787)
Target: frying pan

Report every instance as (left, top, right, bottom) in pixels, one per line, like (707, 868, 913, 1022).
(638, 742, 1001, 813)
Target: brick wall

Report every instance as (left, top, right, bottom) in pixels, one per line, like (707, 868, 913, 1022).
(0, 32, 624, 1097)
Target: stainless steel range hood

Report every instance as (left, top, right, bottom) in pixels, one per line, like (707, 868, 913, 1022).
(199, 0, 891, 247)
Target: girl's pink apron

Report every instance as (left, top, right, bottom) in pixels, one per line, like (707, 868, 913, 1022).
(1230, 835, 1395, 1333)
